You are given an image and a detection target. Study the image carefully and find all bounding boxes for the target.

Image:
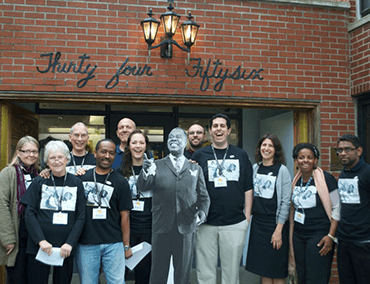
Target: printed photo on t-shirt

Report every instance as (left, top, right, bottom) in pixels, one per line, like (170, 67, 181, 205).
(292, 185, 317, 209)
(83, 181, 114, 208)
(40, 184, 77, 211)
(66, 165, 96, 175)
(207, 159, 240, 182)
(338, 177, 360, 204)
(254, 173, 276, 199)
(24, 174, 32, 190)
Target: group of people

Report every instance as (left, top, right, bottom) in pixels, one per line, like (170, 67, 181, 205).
(0, 113, 369, 284)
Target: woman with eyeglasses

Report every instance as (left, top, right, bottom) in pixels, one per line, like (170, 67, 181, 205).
(289, 143, 340, 284)
(0, 136, 40, 284)
(245, 134, 291, 284)
(119, 130, 153, 284)
(21, 140, 85, 284)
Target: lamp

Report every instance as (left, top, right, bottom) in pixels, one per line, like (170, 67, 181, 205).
(140, 1, 199, 61)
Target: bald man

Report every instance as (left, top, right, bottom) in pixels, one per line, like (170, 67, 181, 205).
(184, 124, 206, 159)
(112, 118, 136, 169)
(67, 122, 96, 175)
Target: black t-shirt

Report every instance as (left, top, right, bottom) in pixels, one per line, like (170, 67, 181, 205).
(191, 145, 253, 226)
(126, 166, 153, 233)
(252, 164, 280, 216)
(23, 169, 37, 190)
(292, 171, 337, 236)
(184, 149, 194, 159)
(21, 174, 86, 255)
(78, 169, 132, 244)
(337, 159, 370, 242)
(66, 152, 96, 175)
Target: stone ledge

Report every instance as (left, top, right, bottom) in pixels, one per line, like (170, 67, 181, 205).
(246, 0, 350, 9)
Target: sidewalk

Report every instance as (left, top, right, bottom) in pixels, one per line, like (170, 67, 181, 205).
(66, 268, 261, 283)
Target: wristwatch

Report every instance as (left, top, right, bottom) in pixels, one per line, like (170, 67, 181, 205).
(124, 245, 131, 251)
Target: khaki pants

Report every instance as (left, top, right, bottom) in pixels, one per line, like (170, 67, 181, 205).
(195, 219, 249, 284)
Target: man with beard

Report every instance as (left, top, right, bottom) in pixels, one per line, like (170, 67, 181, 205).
(336, 134, 370, 284)
(138, 127, 210, 284)
(76, 139, 133, 284)
(184, 124, 206, 159)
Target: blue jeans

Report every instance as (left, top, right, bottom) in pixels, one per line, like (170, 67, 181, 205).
(76, 242, 125, 284)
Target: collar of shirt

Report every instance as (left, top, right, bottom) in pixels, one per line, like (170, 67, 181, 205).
(116, 144, 124, 155)
(169, 154, 185, 171)
(344, 157, 365, 172)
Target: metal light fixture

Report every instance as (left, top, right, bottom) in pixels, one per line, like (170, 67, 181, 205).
(140, 1, 199, 61)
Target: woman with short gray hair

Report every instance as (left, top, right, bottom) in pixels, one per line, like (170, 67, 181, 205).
(21, 140, 85, 284)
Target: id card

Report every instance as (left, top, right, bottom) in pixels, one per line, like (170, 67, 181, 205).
(214, 176, 227, 187)
(53, 212, 68, 225)
(93, 207, 107, 219)
(294, 211, 305, 224)
(132, 200, 145, 212)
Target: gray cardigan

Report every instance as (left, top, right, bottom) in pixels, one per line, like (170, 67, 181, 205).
(0, 166, 20, 266)
(253, 163, 291, 224)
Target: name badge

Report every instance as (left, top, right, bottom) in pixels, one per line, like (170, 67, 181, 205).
(214, 176, 227, 187)
(132, 200, 145, 211)
(294, 211, 305, 224)
(53, 212, 68, 225)
(93, 207, 107, 219)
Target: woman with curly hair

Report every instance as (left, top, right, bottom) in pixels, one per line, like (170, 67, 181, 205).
(246, 133, 291, 284)
(289, 143, 340, 284)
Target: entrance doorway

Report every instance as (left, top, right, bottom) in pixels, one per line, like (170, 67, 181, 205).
(109, 113, 176, 159)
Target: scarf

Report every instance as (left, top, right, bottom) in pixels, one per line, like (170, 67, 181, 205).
(15, 162, 38, 215)
(288, 167, 332, 273)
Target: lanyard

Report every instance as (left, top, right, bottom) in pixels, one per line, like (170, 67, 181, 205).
(131, 166, 145, 199)
(296, 175, 313, 212)
(50, 173, 68, 211)
(211, 145, 229, 176)
(93, 168, 111, 207)
(71, 151, 86, 173)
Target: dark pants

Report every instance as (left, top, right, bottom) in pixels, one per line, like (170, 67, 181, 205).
(293, 233, 334, 284)
(150, 225, 195, 284)
(128, 231, 152, 284)
(6, 216, 28, 284)
(337, 240, 370, 284)
(27, 254, 74, 284)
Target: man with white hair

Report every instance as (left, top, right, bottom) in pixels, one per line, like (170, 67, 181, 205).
(66, 122, 95, 175)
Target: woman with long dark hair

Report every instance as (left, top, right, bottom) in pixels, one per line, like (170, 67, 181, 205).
(120, 129, 153, 284)
(289, 143, 340, 284)
(246, 133, 291, 284)
(0, 136, 40, 284)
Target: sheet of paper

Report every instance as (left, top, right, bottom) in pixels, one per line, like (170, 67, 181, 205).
(125, 241, 152, 271)
(35, 247, 64, 266)
(166, 255, 174, 284)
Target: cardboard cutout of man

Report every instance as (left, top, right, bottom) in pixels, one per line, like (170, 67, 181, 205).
(138, 127, 210, 284)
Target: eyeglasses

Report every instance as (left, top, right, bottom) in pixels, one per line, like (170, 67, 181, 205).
(48, 155, 66, 162)
(188, 131, 204, 135)
(336, 147, 358, 154)
(72, 133, 88, 139)
(19, 150, 39, 155)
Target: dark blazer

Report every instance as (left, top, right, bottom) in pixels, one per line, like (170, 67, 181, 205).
(138, 155, 210, 235)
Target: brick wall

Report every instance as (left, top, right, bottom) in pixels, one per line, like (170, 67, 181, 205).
(350, 20, 370, 96)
